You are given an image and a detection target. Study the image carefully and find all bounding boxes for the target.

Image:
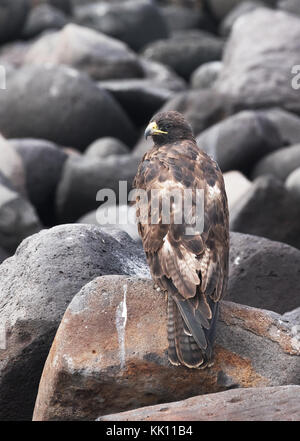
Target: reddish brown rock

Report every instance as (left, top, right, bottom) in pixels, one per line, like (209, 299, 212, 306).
(100, 385, 300, 421)
(33, 276, 300, 421)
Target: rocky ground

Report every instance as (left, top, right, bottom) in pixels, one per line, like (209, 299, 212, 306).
(0, 0, 300, 422)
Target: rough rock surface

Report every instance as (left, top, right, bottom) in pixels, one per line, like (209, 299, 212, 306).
(24, 24, 143, 81)
(100, 385, 300, 421)
(230, 176, 300, 250)
(216, 9, 300, 115)
(32, 276, 300, 421)
(0, 65, 137, 151)
(0, 225, 149, 421)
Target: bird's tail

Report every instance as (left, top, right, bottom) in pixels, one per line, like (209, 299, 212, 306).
(167, 294, 218, 369)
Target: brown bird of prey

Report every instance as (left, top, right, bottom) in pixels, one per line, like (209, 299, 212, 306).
(133, 111, 229, 369)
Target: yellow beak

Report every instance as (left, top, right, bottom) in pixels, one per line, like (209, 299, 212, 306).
(145, 121, 168, 139)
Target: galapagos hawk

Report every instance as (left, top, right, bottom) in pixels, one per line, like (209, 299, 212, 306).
(133, 111, 229, 369)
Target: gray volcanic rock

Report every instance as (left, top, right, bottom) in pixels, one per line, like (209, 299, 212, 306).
(0, 65, 137, 151)
(142, 30, 224, 80)
(0, 181, 41, 254)
(278, 0, 300, 17)
(0, 224, 149, 421)
(251, 144, 300, 181)
(56, 154, 140, 222)
(0, 135, 26, 196)
(24, 24, 144, 81)
(228, 232, 300, 314)
(74, 0, 169, 52)
(196, 111, 283, 174)
(22, 4, 68, 39)
(9, 138, 68, 225)
(216, 9, 300, 115)
(191, 61, 223, 89)
(0, 0, 30, 44)
(220, 1, 266, 37)
(261, 108, 300, 146)
(85, 138, 130, 159)
(230, 176, 300, 250)
(285, 167, 300, 200)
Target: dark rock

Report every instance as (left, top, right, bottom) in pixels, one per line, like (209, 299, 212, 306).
(261, 108, 300, 146)
(141, 58, 186, 92)
(251, 144, 300, 181)
(0, 246, 9, 264)
(216, 9, 300, 115)
(0, 224, 149, 421)
(24, 23, 143, 81)
(160, 5, 213, 33)
(278, 0, 300, 17)
(0, 181, 41, 254)
(205, 0, 276, 20)
(0, 0, 30, 44)
(285, 167, 300, 200)
(100, 386, 300, 421)
(56, 154, 140, 222)
(0, 135, 26, 195)
(134, 89, 234, 158)
(9, 138, 68, 226)
(74, 0, 169, 52)
(191, 61, 223, 89)
(22, 4, 68, 39)
(230, 176, 300, 250)
(85, 138, 130, 159)
(98, 79, 175, 128)
(77, 205, 140, 243)
(142, 29, 224, 80)
(0, 64, 137, 151)
(32, 275, 300, 421)
(220, 1, 266, 37)
(228, 232, 300, 314)
(48, 0, 72, 15)
(196, 111, 283, 174)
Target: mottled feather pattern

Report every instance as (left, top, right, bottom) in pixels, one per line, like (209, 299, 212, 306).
(133, 111, 229, 368)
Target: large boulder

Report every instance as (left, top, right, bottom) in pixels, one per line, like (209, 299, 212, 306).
(160, 5, 210, 33)
(133, 89, 234, 158)
(74, 0, 169, 52)
(191, 61, 223, 89)
(84, 138, 130, 159)
(228, 232, 300, 314)
(142, 30, 224, 81)
(0, 65, 137, 151)
(32, 275, 300, 421)
(0, 225, 149, 421)
(24, 24, 143, 81)
(56, 154, 140, 222)
(216, 9, 300, 115)
(278, 0, 300, 17)
(230, 176, 300, 250)
(196, 111, 283, 174)
(219, 1, 266, 37)
(251, 144, 300, 181)
(0, 0, 30, 44)
(100, 385, 300, 421)
(9, 138, 68, 226)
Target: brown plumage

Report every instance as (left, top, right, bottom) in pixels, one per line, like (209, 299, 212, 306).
(133, 111, 229, 369)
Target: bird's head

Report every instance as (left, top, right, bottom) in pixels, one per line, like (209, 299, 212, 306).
(145, 111, 195, 146)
